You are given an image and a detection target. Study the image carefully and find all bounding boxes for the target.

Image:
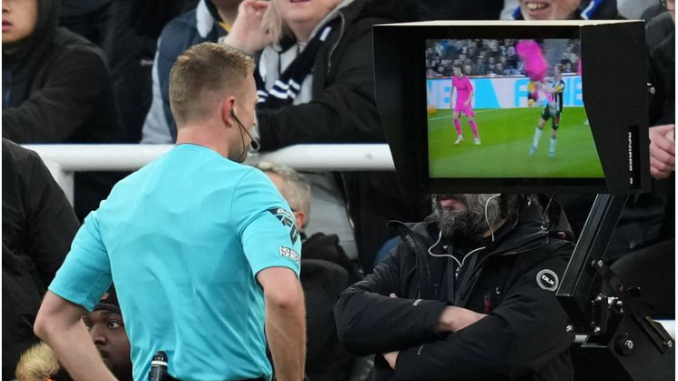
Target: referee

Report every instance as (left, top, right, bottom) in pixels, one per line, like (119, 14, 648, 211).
(34, 43, 306, 381)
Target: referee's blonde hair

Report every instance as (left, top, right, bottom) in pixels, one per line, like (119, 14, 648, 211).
(170, 42, 255, 125)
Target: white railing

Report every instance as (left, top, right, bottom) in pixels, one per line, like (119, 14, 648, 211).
(21, 144, 677, 342)
(24, 144, 396, 204)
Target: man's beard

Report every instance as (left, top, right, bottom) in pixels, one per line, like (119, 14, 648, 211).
(432, 194, 504, 239)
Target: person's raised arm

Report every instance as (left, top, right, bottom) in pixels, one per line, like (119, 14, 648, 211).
(257, 267, 306, 381)
(221, 0, 272, 55)
(34, 292, 118, 381)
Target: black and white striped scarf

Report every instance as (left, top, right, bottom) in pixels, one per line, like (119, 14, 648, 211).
(256, 26, 332, 110)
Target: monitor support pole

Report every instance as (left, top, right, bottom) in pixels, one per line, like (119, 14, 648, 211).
(556, 194, 674, 381)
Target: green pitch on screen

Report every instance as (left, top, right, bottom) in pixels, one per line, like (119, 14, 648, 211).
(428, 108, 605, 178)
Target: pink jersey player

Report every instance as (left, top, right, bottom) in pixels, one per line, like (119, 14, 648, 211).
(516, 40, 548, 105)
(516, 39, 547, 82)
(450, 65, 480, 145)
(452, 74, 475, 116)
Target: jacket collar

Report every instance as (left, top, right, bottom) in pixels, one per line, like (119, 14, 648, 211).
(196, 0, 221, 38)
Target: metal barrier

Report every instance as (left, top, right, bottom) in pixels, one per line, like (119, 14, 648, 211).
(24, 144, 396, 204)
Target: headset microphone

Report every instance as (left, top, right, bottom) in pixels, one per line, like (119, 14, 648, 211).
(231, 108, 259, 161)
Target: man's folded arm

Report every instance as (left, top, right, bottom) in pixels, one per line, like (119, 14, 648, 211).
(334, 252, 448, 355)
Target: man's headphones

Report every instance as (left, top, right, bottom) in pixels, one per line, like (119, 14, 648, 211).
(230, 109, 237, 117)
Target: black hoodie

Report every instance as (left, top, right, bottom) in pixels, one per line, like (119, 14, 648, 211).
(335, 197, 575, 381)
(2, 0, 123, 220)
(2, 139, 80, 381)
(2, 0, 120, 144)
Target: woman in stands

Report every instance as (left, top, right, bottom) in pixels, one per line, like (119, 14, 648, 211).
(222, 0, 431, 275)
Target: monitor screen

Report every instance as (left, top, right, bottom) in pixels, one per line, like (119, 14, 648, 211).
(373, 21, 649, 194)
(425, 38, 605, 182)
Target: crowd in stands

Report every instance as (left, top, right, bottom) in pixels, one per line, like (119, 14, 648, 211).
(1, 0, 674, 380)
(425, 38, 581, 78)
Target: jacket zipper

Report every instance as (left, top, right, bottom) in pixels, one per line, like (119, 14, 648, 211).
(327, 12, 346, 74)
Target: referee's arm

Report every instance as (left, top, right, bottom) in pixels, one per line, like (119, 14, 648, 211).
(258, 267, 306, 381)
(35, 291, 119, 381)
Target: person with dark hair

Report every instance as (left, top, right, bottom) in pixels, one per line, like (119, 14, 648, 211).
(82, 288, 132, 381)
(450, 64, 481, 145)
(34, 43, 306, 381)
(2, 0, 122, 220)
(334, 194, 574, 381)
(463, 63, 474, 76)
(475, 56, 487, 75)
(2, 139, 80, 381)
(16, 287, 133, 381)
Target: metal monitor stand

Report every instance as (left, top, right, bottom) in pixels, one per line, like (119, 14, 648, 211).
(556, 194, 674, 381)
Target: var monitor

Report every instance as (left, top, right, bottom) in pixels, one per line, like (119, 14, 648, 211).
(374, 21, 650, 194)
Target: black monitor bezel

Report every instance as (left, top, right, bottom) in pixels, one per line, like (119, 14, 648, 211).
(373, 21, 649, 195)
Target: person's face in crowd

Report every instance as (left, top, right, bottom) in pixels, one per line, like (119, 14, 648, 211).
(488, 57, 495, 64)
(507, 46, 516, 56)
(276, 0, 343, 34)
(2, 0, 38, 44)
(432, 194, 504, 238)
(500, 56, 507, 64)
(230, 75, 259, 162)
(265, 172, 306, 229)
(495, 63, 504, 73)
(83, 310, 132, 381)
(459, 54, 466, 61)
(464, 64, 473, 75)
(565, 62, 572, 72)
(519, 0, 581, 20)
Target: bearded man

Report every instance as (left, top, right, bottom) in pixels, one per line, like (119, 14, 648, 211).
(334, 194, 576, 381)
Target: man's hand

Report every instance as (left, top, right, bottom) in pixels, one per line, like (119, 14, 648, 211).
(436, 306, 487, 333)
(221, 0, 273, 54)
(649, 124, 675, 180)
(383, 351, 399, 370)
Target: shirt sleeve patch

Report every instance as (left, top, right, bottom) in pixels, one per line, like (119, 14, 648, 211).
(279, 246, 300, 265)
(268, 208, 299, 245)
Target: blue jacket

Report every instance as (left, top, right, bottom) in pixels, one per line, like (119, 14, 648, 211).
(141, 0, 227, 143)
